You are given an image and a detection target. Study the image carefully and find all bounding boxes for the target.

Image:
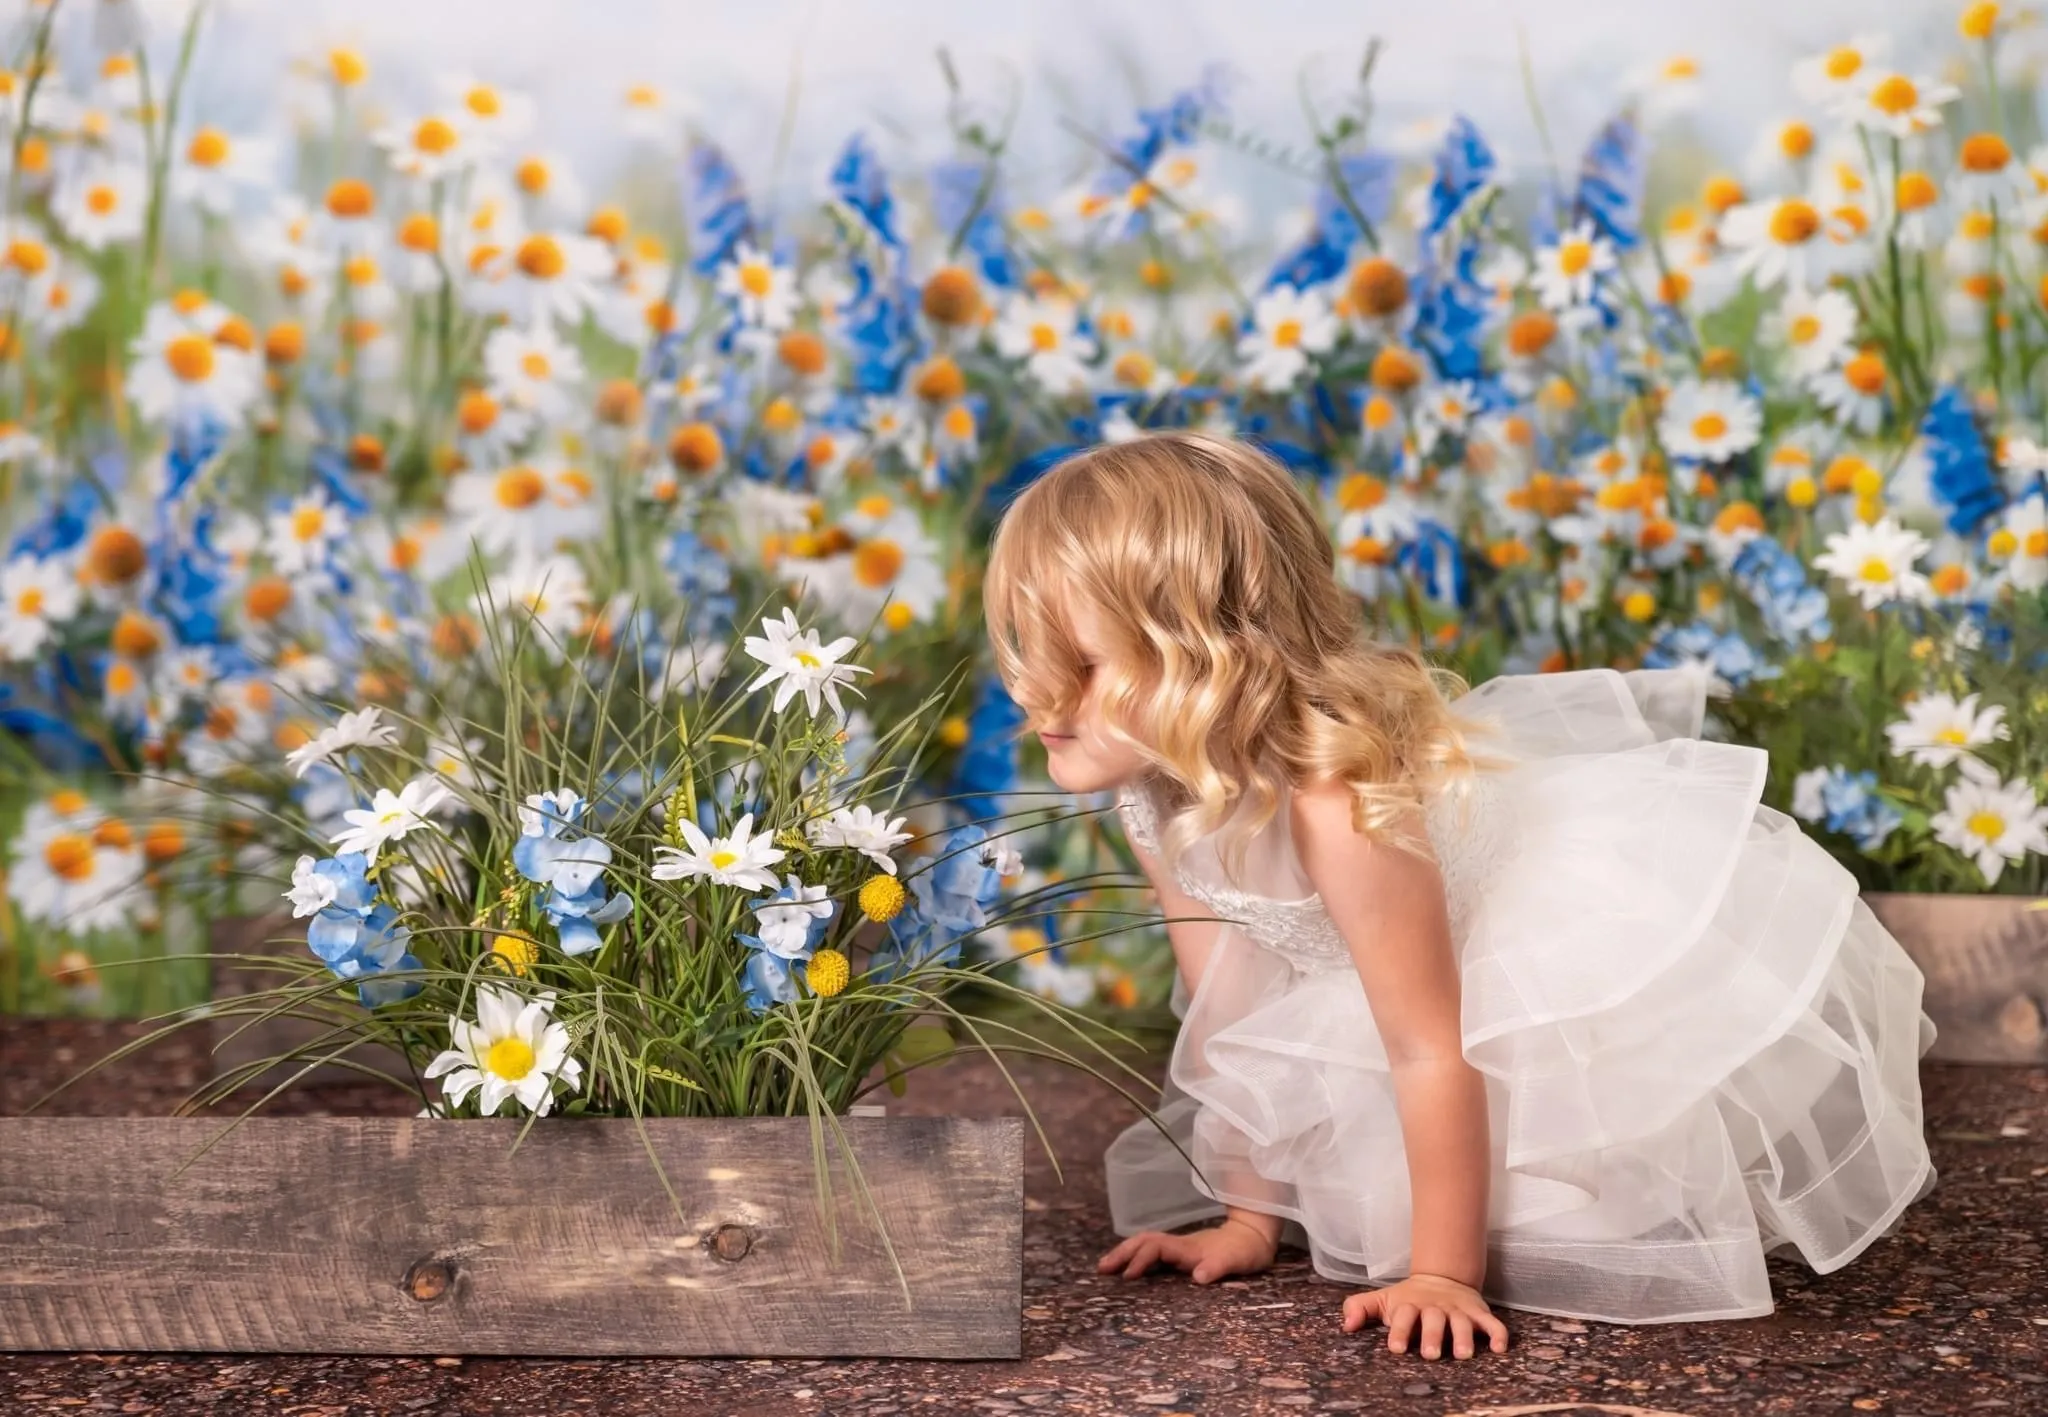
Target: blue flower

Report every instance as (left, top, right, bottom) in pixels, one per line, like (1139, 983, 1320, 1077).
(1571, 112, 1644, 251)
(929, 158, 1018, 288)
(1422, 115, 1497, 242)
(685, 140, 757, 277)
(828, 132, 901, 250)
(1264, 151, 1394, 291)
(1799, 768, 1904, 852)
(954, 676, 1025, 823)
(1397, 519, 1471, 607)
(840, 246, 916, 395)
(294, 854, 422, 1009)
(1645, 622, 1779, 692)
(738, 941, 803, 1013)
(515, 790, 632, 957)
(1920, 385, 2004, 535)
(1730, 537, 1832, 644)
(1408, 236, 1491, 382)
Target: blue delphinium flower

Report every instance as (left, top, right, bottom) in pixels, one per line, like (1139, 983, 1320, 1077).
(953, 675, 1025, 825)
(514, 790, 632, 957)
(684, 140, 757, 278)
(1422, 115, 1497, 243)
(870, 825, 1012, 983)
(827, 132, 901, 251)
(286, 851, 424, 1007)
(1570, 112, 1644, 252)
(1791, 767, 1903, 852)
(1730, 536, 1832, 643)
(929, 157, 1019, 289)
(1645, 621, 1779, 693)
(1920, 385, 2004, 535)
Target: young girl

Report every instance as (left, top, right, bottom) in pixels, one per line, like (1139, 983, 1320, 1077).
(980, 431, 1938, 1361)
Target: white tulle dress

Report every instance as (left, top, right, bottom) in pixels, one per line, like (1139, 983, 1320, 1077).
(1106, 666, 1938, 1325)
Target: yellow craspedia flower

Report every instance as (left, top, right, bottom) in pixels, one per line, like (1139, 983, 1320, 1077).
(489, 933, 540, 976)
(1785, 476, 1819, 509)
(938, 715, 970, 748)
(859, 874, 908, 922)
(806, 948, 850, 998)
(1621, 590, 1658, 622)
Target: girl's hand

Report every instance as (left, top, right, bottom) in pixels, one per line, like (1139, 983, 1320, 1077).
(1097, 1215, 1279, 1284)
(1341, 1273, 1511, 1359)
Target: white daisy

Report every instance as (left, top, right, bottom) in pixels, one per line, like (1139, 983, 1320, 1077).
(447, 462, 599, 558)
(1775, 287, 1858, 377)
(1885, 692, 2010, 770)
(439, 73, 538, 144)
(8, 823, 145, 936)
(805, 804, 913, 874)
(479, 556, 594, 651)
(482, 323, 584, 422)
(0, 553, 82, 661)
(715, 241, 799, 331)
(1792, 34, 1890, 108)
(650, 811, 787, 892)
(50, 162, 145, 251)
(1529, 220, 1618, 312)
(472, 229, 612, 327)
(741, 607, 871, 720)
(1809, 350, 1890, 434)
(329, 776, 452, 862)
(1952, 131, 2029, 210)
(285, 706, 400, 778)
(170, 126, 276, 217)
(1235, 285, 1338, 394)
(1813, 517, 1934, 609)
(1657, 380, 1763, 463)
(649, 638, 729, 700)
(1719, 196, 1831, 290)
(127, 301, 262, 428)
(423, 985, 583, 1117)
(993, 294, 1099, 396)
(1988, 497, 2048, 591)
(265, 490, 349, 576)
(1837, 71, 1958, 138)
(1930, 773, 2048, 886)
(423, 733, 494, 794)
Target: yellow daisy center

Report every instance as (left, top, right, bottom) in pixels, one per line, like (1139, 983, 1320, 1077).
(484, 1034, 536, 1081)
(495, 467, 545, 509)
(1272, 318, 1303, 348)
(1029, 321, 1059, 351)
(85, 184, 118, 216)
(1858, 556, 1896, 583)
(43, 833, 95, 882)
(1869, 75, 1919, 116)
(709, 849, 740, 870)
(1557, 239, 1593, 276)
(1965, 810, 2006, 842)
(1824, 47, 1864, 81)
(1692, 411, 1729, 441)
(516, 235, 565, 280)
(853, 538, 905, 588)
(466, 85, 502, 118)
(187, 128, 229, 167)
(291, 506, 327, 541)
(165, 334, 216, 383)
(739, 261, 774, 298)
(1789, 313, 1822, 344)
(414, 117, 459, 155)
(1768, 200, 1821, 245)
(1896, 172, 1938, 211)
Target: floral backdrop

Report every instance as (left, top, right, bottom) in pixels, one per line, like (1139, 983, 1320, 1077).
(3, 0, 2046, 1028)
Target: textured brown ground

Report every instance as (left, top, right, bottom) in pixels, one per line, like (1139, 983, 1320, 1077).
(2, 1016, 2045, 1417)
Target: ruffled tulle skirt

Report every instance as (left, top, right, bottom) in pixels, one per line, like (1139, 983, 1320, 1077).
(1106, 668, 1938, 1324)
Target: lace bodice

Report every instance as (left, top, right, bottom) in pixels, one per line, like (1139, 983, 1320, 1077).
(1114, 772, 1514, 975)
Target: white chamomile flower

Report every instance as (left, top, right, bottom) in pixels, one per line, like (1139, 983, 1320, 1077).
(373, 111, 487, 182)
(1885, 692, 2010, 770)
(329, 776, 452, 862)
(1987, 497, 2048, 591)
(1775, 287, 1857, 377)
(1235, 285, 1337, 394)
(482, 323, 584, 422)
(1813, 517, 1933, 609)
(127, 302, 262, 428)
(1, 553, 83, 661)
(1837, 71, 1958, 139)
(1952, 130, 2029, 210)
(1657, 380, 1763, 463)
(805, 804, 914, 874)
(265, 490, 349, 575)
(1530, 220, 1617, 312)
(285, 706, 400, 778)
(439, 73, 538, 144)
(1809, 350, 1890, 434)
(650, 811, 786, 891)
(994, 294, 1099, 396)
(423, 985, 583, 1117)
(1930, 773, 2048, 886)
(474, 230, 613, 328)
(478, 556, 594, 651)
(1792, 34, 1890, 107)
(51, 163, 145, 251)
(1719, 196, 1830, 291)
(742, 607, 871, 720)
(170, 126, 276, 217)
(716, 241, 799, 331)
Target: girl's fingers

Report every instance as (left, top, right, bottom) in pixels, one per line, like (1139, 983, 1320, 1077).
(1449, 1311, 1476, 1360)
(1121, 1239, 1162, 1279)
(1341, 1290, 1381, 1333)
(1419, 1307, 1448, 1360)
(1387, 1302, 1420, 1353)
(1479, 1307, 1512, 1352)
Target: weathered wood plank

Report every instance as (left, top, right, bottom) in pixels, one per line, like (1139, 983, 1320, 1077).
(0, 1115, 1024, 1357)
(208, 913, 411, 1089)
(1865, 892, 2048, 1066)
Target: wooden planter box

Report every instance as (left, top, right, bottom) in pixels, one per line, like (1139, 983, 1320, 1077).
(0, 1113, 1024, 1357)
(1866, 891, 2048, 1065)
(208, 914, 410, 1089)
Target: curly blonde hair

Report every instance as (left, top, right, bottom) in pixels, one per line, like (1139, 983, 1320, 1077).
(983, 430, 1503, 884)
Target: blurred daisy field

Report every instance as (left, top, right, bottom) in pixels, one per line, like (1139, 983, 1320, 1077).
(1, 0, 2046, 1048)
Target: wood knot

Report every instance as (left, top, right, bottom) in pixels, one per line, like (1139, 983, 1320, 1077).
(402, 1257, 454, 1303)
(708, 1224, 753, 1262)
(1997, 993, 2045, 1046)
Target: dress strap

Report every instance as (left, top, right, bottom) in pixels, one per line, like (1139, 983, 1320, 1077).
(1115, 777, 1162, 855)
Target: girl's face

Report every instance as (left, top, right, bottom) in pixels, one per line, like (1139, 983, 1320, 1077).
(1035, 600, 1150, 795)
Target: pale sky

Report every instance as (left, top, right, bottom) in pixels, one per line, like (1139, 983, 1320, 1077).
(83, 0, 1973, 217)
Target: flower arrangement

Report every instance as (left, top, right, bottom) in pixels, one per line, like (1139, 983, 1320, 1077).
(163, 600, 1140, 1126)
(7, 8, 2048, 1022)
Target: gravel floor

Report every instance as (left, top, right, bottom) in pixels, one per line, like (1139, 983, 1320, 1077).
(3, 1016, 2045, 1417)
